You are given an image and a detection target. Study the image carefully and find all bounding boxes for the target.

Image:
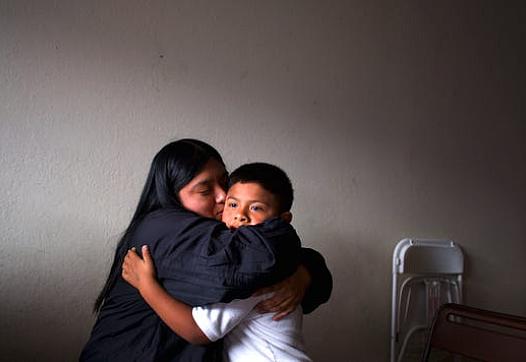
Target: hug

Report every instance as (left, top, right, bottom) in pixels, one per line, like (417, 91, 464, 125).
(80, 139, 332, 361)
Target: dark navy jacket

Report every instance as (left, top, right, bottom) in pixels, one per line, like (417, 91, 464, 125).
(80, 208, 332, 361)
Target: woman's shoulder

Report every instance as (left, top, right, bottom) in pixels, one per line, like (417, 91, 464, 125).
(145, 208, 216, 223)
(130, 208, 228, 257)
(138, 208, 224, 235)
(145, 207, 187, 221)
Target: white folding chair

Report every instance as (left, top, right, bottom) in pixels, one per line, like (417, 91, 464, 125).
(390, 239, 464, 362)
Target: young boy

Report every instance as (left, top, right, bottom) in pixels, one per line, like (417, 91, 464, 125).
(122, 163, 312, 362)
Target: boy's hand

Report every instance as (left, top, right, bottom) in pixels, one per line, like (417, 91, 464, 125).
(253, 265, 311, 321)
(122, 245, 157, 292)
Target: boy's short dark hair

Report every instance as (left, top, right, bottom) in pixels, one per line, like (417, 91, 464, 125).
(229, 162, 294, 212)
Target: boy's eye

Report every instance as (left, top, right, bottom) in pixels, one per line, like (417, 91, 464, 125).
(227, 201, 237, 208)
(250, 205, 264, 212)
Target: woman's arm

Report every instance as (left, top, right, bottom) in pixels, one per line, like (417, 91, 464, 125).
(144, 212, 303, 307)
(254, 248, 332, 320)
(298, 247, 333, 313)
(135, 210, 331, 316)
(121, 246, 210, 345)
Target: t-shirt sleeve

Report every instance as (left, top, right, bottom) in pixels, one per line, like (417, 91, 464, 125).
(191, 294, 270, 342)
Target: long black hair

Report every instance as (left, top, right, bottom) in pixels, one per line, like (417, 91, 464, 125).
(93, 139, 225, 313)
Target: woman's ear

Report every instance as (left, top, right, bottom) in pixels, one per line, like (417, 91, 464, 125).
(280, 211, 292, 223)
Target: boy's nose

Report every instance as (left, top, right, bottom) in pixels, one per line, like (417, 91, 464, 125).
(234, 213, 248, 222)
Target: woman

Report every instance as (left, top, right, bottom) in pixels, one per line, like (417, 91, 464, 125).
(80, 139, 332, 361)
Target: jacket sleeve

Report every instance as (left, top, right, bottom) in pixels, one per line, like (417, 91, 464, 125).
(147, 213, 301, 306)
(299, 247, 333, 314)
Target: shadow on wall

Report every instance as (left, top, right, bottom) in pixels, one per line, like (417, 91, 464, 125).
(1, 276, 97, 361)
(303, 233, 391, 362)
(0, 217, 104, 361)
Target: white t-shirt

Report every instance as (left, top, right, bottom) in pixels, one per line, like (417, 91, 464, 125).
(192, 293, 312, 362)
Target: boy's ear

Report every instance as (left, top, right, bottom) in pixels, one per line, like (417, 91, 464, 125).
(280, 211, 292, 224)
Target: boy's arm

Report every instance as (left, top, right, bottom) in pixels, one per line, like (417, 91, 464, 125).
(192, 295, 266, 342)
(121, 246, 211, 345)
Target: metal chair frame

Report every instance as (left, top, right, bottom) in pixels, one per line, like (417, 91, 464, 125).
(391, 239, 464, 362)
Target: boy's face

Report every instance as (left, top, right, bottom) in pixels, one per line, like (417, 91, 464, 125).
(222, 182, 289, 229)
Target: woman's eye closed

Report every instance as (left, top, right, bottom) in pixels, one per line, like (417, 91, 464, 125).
(197, 188, 211, 195)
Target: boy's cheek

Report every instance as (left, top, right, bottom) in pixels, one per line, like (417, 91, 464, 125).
(221, 213, 234, 228)
(225, 220, 239, 230)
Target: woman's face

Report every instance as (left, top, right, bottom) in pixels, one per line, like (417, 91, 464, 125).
(178, 159, 228, 220)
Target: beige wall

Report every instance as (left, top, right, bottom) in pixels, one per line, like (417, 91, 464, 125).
(1, 1, 524, 361)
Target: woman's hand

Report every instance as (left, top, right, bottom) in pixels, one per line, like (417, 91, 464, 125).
(253, 265, 312, 321)
(121, 245, 157, 292)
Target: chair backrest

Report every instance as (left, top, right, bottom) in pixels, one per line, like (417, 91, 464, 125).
(394, 239, 463, 275)
(422, 303, 526, 362)
(391, 239, 463, 362)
